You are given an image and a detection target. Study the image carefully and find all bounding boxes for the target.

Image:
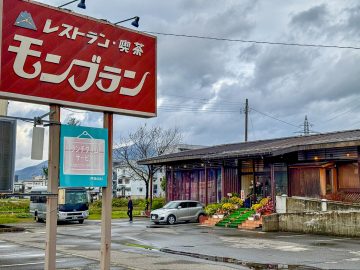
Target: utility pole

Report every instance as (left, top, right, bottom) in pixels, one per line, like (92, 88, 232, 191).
(244, 98, 248, 142)
(304, 115, 310, 135)
(45, 105, 60, 270)
(100, 112, 113, 270)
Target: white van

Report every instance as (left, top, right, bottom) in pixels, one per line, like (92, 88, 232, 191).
(29, 186, 89, 224)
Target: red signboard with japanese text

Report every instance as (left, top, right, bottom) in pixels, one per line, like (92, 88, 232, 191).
(0, 0, 156, 117)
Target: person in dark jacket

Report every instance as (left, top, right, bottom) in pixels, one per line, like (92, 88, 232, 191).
(127, 196, 133, 222)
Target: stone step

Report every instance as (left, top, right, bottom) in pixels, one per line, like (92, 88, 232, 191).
(238, 219, 262, 230)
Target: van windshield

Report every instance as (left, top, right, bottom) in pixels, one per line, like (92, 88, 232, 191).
(65, 190, 88, 204)
(163, 201, 179, 209)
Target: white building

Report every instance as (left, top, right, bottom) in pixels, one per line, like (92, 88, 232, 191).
(113, 162, 165, 199)
(22, 175, 47, 193)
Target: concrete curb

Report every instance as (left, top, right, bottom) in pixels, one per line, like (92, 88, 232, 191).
(160, 248, 322, 270)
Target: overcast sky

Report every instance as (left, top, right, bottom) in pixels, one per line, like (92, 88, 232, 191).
(7, 0, 360, 169)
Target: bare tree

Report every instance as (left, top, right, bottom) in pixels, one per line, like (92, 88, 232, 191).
(42, 166, 48, 179)
(66, 116, 81, 126)
(114, 124, 182, 207)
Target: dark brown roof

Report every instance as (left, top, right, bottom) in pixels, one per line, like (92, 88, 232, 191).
(138, 129, 360, 165)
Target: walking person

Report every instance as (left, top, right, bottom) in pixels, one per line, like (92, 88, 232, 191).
(127, 196, 133, 222)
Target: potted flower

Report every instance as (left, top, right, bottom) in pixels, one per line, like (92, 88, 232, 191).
(229, 196, 244, 209)
(221, 202, 236, 216)
(205, 203, 222, 218)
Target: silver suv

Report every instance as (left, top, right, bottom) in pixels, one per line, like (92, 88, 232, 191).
(150, 200, 205, 225)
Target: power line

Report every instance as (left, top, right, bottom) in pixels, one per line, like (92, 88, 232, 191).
(161, 95, 304, 129)
(158, 108, 238, 114)
(250, 107, 300, 128)
(249, 108, 257, 141)
(143, 31, 360, 51)
(62, 108, 89, 114)
(162, 94, 244, 106)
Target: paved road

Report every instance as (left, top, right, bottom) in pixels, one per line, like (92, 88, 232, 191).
(0, 218, 360, 269)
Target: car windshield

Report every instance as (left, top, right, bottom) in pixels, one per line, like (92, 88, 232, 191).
(163, 201, 179, 209)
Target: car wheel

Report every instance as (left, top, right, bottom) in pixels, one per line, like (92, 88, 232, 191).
(167, 215, 176, 225)
(78, 219, 84, 224)
(197, 214, 205, 223)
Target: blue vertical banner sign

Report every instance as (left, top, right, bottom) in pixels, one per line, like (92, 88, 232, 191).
(60, 125, 108, 187)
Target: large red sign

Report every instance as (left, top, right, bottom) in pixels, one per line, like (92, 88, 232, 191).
(0, 0, 156, 117)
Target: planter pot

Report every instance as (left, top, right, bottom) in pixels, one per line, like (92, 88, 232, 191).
(199, 215, 209, 224)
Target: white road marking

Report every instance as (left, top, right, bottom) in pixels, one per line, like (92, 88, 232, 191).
(1, 260, 66, 268)
(1, 253, 44, 257)
(345, 258, 360, 261)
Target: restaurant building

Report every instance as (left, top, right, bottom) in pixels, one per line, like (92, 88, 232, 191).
(139, 129, 360, 205)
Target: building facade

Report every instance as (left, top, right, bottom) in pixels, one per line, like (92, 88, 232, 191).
(113, 144, 205, 199)
(139, 130, 360, 205)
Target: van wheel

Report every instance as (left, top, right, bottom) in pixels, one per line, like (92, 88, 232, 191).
(167, 215, 176, 225)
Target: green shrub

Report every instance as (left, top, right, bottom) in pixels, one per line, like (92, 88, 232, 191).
(132, 198, 145, 206)
(229, 196, 243, 206)
(112, 198, 128, 207)
(91, 198, 148, 209)
(91, 200, 102, 208)
(205, 203, 221, 216)
(138, 199, 148, 210)
(151, 198, 165, 210)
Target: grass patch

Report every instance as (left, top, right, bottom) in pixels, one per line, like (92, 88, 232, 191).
(0, 214, 33, 224)
(124, 242, 157, 250)
(0, 198, 149, 223)
(0, 199, 32, 224)
(88, 206, 143, 220)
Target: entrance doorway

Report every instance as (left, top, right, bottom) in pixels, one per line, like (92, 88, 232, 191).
(254, 175, 271, 199)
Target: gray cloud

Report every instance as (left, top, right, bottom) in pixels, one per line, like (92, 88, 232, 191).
(9, 0, 360, 169)
(290, 4, 328, 28)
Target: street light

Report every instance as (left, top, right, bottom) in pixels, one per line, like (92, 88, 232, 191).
(58, 0, 86, 9)
(115, 16, 140, 28)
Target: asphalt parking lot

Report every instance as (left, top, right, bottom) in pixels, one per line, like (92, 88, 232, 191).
(0, 218, 360, 269)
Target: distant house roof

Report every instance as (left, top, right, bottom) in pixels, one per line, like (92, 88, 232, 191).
(138, 129, 360, 165)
